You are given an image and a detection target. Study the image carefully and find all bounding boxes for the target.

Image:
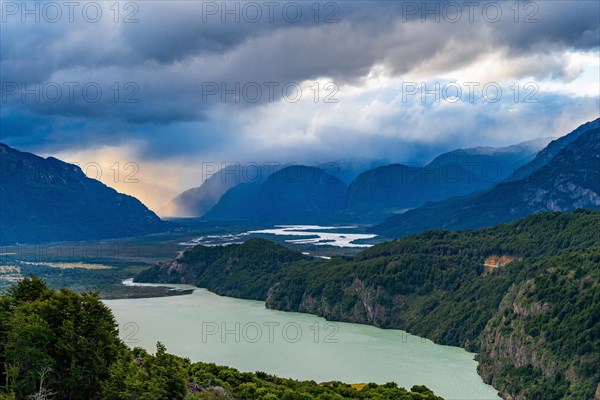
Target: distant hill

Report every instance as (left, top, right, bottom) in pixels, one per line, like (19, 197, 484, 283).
(161, 159, 385, 218)
(0, 143, 168, 244)
(374, 121, 600, 237)
(159, 164, 278, 217)
(343, 138, 551, 221)
(197, 140, 549, 224)
(203, 165, 347, 223)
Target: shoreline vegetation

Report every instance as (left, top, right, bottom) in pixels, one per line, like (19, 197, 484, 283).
(0, 276, 443, 399)
(136, 210, 600, 400)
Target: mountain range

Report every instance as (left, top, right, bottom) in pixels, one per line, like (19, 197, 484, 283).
(343, 138, 550, 221)
(0, 143, 168, 244)
(374, 118, 600, 237)
(2, 118, 598, 243)
(193, 137, 552, 223)
(160, 159, 386, 218)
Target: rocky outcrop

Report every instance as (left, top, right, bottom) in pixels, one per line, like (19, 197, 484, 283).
(478, 283, 558, 383)
(477, 271, 597, 400)
(267, 278, 392, 328)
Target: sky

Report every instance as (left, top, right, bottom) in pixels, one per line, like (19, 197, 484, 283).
(1, 0, 599, 212)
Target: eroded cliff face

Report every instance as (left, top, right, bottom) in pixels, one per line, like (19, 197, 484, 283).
(160, 258, 191, 283)
(477, 282, 555, 399)
(266, 278, 393, 328)
(476, 271, 599, 400)
(138, 253, 195, 285)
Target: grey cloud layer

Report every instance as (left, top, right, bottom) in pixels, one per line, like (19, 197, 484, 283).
(1, 0, 599, 158)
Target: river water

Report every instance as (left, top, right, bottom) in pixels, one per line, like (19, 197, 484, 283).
(106, 283, 499, 400)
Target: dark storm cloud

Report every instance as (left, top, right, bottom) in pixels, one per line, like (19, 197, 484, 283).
(496, 1, 600, 52)
(0, 0, 599, 158)
(114, 1, 600, 65)
(3, 1, 598, 80)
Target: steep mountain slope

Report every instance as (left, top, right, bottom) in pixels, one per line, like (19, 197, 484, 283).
(0, 143, 168, 244)
(343, 138, 550, 221)
(137, 210, 600, 400)
(374, 125, 600, 238)
(476, 250, 600, 399)
(506, 118, 600, 181)
(159, 170, 241, 218)
(159, 164, 280, 217)
(202, 165, 347, 223)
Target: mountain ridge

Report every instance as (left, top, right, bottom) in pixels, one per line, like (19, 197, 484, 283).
(506, 118, 600, 182)
(0, 143, 169, 244)
(374, 121, 600, 237)
(343, 138, 553, 221)
(197, 137, 552, 224)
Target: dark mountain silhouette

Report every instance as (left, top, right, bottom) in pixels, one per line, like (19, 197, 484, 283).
(202, 165, 347, 223)
(374, 121, 600, 237)
(0, 143, 168, 244)
(343, 138, 550, 221)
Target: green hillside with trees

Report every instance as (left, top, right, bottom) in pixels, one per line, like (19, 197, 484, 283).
(137, 210, 600, 399)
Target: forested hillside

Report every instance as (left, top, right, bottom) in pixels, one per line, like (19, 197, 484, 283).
(136, 238, 309, 300)
(137, 210, 600, 399)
